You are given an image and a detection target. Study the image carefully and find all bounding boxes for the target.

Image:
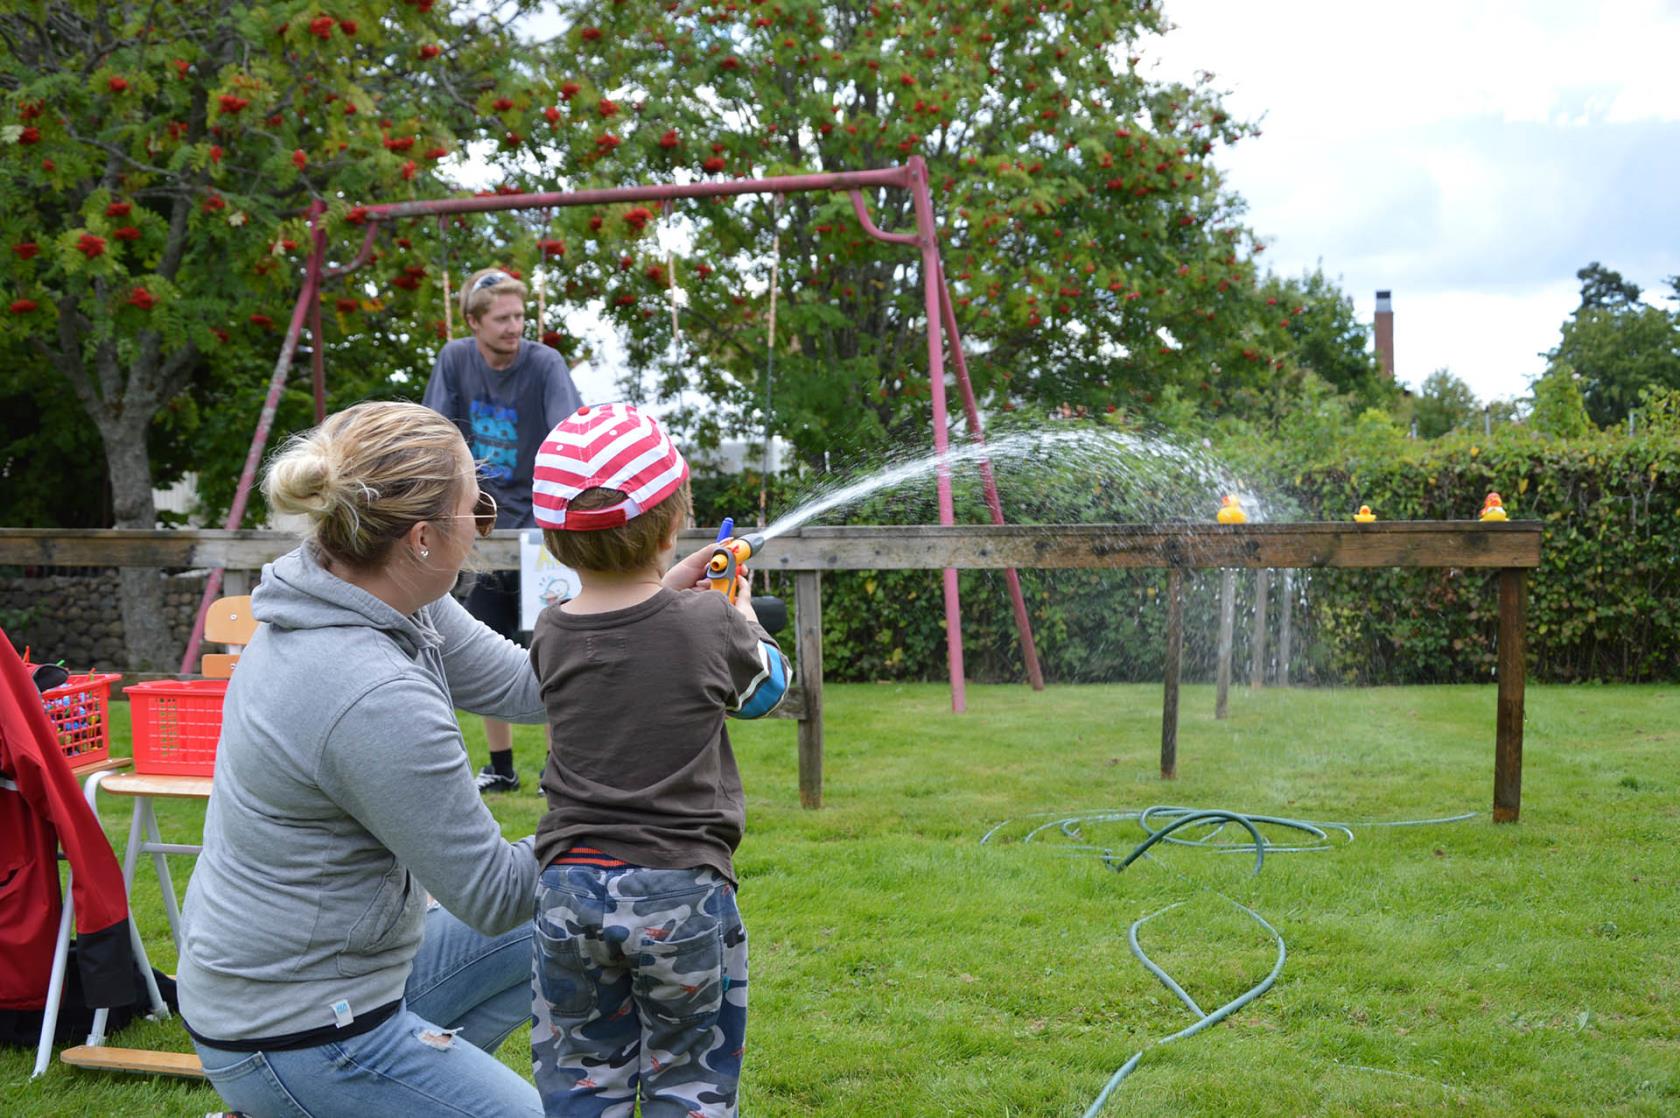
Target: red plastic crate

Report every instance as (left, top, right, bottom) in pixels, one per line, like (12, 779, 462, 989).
(40, 672, 123, 768)
(128, 679, 228, 776)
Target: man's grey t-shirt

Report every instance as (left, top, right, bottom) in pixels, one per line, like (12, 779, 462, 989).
(422, 338, 581, 528)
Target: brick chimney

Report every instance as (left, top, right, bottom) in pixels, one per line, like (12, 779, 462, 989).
(1374, 290, 1394, 377)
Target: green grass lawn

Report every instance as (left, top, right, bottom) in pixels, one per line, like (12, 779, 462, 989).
(5, 682, 1678, 1116)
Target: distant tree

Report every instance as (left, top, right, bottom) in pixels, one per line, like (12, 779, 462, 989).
(1528, 367, 1593, 438)
(0, 1, 553, 667)
(1546, 269, 1680, 427)
(1412, 369, 1479, 439)
(1259, 267, 1393, 413)
(1574, 261, 1642, 310)
(1484, 398, 1521, 427)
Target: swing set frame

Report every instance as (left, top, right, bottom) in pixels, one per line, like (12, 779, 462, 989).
(178, 156, 1044, 708)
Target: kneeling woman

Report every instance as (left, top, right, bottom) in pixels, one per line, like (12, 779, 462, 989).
(178, 402, 545, 1116)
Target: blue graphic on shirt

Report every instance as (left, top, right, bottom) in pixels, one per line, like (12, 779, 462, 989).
(468, 399, 520, 482)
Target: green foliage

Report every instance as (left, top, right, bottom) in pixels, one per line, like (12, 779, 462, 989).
(1, 0, 1386, 531)
(1636, 384, 1680, 437)
(1288, 426, 1680, 683)
(1260, 268, 1394, 414)
(1546, 265, 1680, 427)
(0, 361, 108, 526)
(1574, 261, 1643, 310)
(0, 0, 558, 526)
(1528, 367, 1593, 439)
(1411, 368, 1480, 439)
(525, 1, 1303, 459)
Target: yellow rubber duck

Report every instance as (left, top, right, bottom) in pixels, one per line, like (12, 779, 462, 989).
(1216, 495, 1247, 525)
(1479, 492, 1508, 522)
(1354, 505, 1376, 523)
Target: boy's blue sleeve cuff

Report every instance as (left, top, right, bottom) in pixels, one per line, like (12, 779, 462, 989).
(730, 641, 790, 720)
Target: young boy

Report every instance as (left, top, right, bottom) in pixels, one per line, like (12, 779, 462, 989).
(527, 403, 790, 1118)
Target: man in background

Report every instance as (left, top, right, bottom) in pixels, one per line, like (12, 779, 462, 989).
(423, 267, 583, 793)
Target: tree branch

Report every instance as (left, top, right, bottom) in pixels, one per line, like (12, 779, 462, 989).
(35, 296, 99, 417)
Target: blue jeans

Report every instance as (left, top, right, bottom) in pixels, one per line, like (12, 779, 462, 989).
(192, 904, 540, 1117)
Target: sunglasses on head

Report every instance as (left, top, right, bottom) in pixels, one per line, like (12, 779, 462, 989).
(473, 271, 509, 292)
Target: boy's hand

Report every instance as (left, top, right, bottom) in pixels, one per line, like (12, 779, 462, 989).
(732, 567, 759, 621)
(662, 542, 717, 592)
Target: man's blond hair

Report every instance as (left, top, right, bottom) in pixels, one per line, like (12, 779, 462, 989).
(460, 267, 528, 324)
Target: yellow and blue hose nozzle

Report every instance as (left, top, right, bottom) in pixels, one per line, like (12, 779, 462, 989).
(706, 522, 764, 604)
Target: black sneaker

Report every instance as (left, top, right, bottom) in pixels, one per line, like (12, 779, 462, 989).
(475, 765, 521, 793)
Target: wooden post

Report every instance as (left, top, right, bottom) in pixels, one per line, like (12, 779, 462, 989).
(1276, 570, 1293, 687)
(1493, 568, 1526, 822)
(1249, 568, 1270, 689)
(1161, 569, 1183, 779)
(1215, 569, 1235, 719)
(794, 571, 824, 809)
(220, 570, 250, 599)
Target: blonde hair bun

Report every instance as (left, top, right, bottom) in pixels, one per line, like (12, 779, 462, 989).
(264, 432, 341, 519)
(262, 401, 467, 568)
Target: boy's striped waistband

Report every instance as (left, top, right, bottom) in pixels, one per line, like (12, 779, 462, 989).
(550, 845, 634, 868)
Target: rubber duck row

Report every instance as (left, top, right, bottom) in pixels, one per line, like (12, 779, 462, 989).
(1213, 493, 1513, 523)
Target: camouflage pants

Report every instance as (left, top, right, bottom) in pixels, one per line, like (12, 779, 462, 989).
(532, 862, 747, 1118)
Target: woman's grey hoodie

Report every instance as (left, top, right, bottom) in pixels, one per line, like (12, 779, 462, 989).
(175, 545, 544, 1043)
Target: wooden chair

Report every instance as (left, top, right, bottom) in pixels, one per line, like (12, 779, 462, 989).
(199, 595, 255, 678)
(42, 597, 252, 1079)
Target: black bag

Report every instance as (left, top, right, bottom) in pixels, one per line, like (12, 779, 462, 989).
(0, 943, 177, 1048)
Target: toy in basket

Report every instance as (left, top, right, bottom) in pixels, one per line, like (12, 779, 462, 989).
(126, 679, 229, 776)
(38, 672, 124, 768)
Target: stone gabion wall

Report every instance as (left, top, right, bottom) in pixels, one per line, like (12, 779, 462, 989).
(0, 571, 208, 672)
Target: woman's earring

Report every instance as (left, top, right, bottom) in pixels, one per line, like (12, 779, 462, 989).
(419, 547, 430, 560)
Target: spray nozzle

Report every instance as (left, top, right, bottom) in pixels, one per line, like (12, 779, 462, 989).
(706, 532, 766, 603)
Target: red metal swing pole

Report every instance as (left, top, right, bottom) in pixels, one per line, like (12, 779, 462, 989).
(935, 258, 1045, 691)
(355, 166, 916, 225)
(177, 203, 328, 675)
(177, 163, 999, 700)
(903, 158, 968, 713)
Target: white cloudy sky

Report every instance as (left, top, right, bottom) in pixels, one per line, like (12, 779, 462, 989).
(1150, 0, 1680, 402)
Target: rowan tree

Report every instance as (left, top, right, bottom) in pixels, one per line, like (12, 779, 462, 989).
(0, 0, 552, 667)
(516, 0, 1299, 461)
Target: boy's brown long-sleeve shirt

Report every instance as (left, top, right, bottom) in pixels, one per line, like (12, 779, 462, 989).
(529, 588, 787, 884)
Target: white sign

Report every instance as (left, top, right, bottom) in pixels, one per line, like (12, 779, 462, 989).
(520, 530, 581, 630)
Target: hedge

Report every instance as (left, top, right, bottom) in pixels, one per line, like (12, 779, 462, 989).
(691, 421, 1679, 686)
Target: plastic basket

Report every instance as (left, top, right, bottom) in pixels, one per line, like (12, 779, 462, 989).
(40, 672, 123, 768)
(128, 679, 228, 776)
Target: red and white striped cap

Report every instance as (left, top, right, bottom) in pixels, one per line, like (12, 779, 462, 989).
(532, 403, 689, 531)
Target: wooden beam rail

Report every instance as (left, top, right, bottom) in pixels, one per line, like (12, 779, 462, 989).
(0, 522, 1542, 572)
(0, 523, 1541, 820)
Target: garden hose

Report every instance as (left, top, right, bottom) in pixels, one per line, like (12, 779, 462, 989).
(979, 805, 1476, 1114)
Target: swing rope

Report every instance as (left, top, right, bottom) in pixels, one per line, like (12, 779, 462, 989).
(760, 196, 782, 529)
(439, 215, 454, 341)
(664, 200, 682, 358)
(535, 211, 549, 341)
